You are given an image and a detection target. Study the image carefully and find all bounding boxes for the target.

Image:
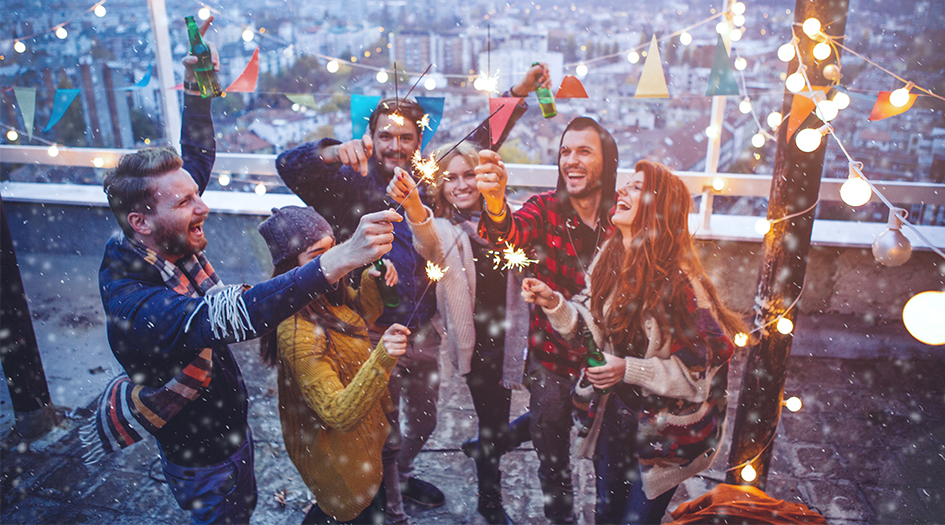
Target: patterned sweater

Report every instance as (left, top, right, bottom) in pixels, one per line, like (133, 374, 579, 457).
(276, 269, 397, 521)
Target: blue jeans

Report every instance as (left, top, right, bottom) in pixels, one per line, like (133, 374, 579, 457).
(595, 398, 676, 525)
(160, 430, 257, 524)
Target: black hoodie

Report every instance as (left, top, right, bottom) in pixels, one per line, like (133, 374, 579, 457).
(554, 116, 619, 226)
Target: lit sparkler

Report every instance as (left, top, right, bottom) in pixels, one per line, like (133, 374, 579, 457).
(417, 114, 432, 132)
(425, 261, 448, 282)
(411, 150, 439, 184)
(489, 244, 538, 272)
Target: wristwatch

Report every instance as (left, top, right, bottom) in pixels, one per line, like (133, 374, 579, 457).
(184, 81, 201, 93)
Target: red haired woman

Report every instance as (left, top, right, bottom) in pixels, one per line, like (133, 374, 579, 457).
(522, 160, 745, 524)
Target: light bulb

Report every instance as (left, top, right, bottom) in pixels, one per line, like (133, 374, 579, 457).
(92, 156, 104, 168)
(785, 396, 803, 412)
(6, 130, 18, 141)
(739, 99, 752, 114)
(576, 63, 588, 77)
(733, 332, 749, 347)
(679, 32, 692, 46)
(198, 7, 211, 20)
(833, 92, 851, 109)
(785, 72, 806, 93)
(903, 291, 945, 345)
(741, 463, 757, 482)
(424, 77, 437, 91)
(48, 144, 59, 157)
(795, 128, 824, 152)
(255, 183, 267, 195)
(767, 111, 782, 129)
(823, 63, 841, 81)
(840, 177, 871, 207)
(218, 173, 230, 186)
(94, 4, 106, 17)
(872, 210, 912, 266)
(732, 2, 746, 15)
(706, 125, 720, 139)
(777, 43, 796, 62)
(376, 70, 389, 83)
(751, 132, 766, 148)
(717, 21, 730, 34)
(56, 26, 68, 39)
(776, 317, 794, 334)
(730, 29, 743, 41)
(242, 29, 254, 42)
(802, 18, 822, 37)
(889, 87, 911, 108)
(733, 14, 746, 27)
(712, 178, 725, 191)
(812, 42, 831, 60)
(755, 218, 771, 235)
(473, 77, 485, 91)
(627, 51, 640, 63)
(14, 40, 26, 53)
(326, 60, 340, 73)
(734, 57, 748, 70)
(815, 100, 838, 122)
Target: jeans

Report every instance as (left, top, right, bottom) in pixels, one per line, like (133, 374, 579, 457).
(595, 398, 677, 525)
(524, 358, 577, 522)
(160, 429, 257, 524)
(302, 483, 386, 524)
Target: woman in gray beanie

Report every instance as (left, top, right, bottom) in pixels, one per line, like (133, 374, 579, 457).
(257, 205, 408, 524)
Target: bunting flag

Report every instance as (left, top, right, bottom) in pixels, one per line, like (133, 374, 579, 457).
(42, 88, 81, 133)
(786, 87, 827, 140)
(556, 75, 589, 98)
(351, 94, 381, 139)
(415, 96, 445, 151)
(286, 94, 318, 108)
(706, 35, 739, 96)
(122, 65, 152, 91)
(170, 83, 184, 91)
(634, 36, 669, 98)
(13, 87, 36, 141)
(489, 98, 518, 147)
(868, 91, 918, 121)
(225, 48, 259, 93)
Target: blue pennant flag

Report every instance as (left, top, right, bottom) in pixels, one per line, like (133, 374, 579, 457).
(351, 94, 381, 140)
(42, 88, 81, 133)
(415, 96, 445, 152)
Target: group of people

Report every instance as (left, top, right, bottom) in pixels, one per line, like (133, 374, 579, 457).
(95, 23, 744, 525)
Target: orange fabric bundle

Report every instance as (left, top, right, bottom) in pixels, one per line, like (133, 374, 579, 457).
(668, 484, 827, 524)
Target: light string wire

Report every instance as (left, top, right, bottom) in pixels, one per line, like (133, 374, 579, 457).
(1, 1, 106, 45)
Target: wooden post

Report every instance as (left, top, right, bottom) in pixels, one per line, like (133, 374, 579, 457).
(725, 0, 849, 489)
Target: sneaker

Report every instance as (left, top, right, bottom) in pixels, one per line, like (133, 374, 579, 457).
(400, 477, 445, 508)
(461, 437, 478, 459)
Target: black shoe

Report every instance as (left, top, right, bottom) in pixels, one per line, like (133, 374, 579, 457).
(461, 437, 478, 459)
(400, 477, 445, 508)
(478, 494, 514, 525)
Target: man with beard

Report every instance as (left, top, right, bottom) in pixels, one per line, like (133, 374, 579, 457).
(97, 45, 400, 522)
(475, 117, 619, 524)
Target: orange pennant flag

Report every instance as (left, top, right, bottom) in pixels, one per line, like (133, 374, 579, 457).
(556, 75, 589, 98)
(489, 98, 519, 147)
(225, 48, 259, 93)
(868, 91, 917, 121)
(170, 83, 184, 90)
(785, 87, 827, 140)
(634, 36, 669, 99)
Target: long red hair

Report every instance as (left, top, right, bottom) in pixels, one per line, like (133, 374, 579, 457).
(590, 160, 744, 354)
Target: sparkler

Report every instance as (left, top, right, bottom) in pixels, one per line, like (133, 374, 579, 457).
(417, 114, 432, 132)
(404, 63, 434, 101)
(489, 243, 538, 272)
(425, 261, 448, 282)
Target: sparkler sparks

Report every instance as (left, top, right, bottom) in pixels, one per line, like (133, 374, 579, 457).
(388, 111, 405, 126)
(425, 261, 448, 282)
(489, 244, 538, 272)
(411, 150, 440, 184)
(417, 114, 432, 131)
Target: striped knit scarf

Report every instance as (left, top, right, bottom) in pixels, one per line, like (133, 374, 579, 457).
(81, 237, 253, 465)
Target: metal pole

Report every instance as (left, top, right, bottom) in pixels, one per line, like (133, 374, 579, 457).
(725, 0, 849, 489)
(701, 3, 730, 230)
(148, 0, 182, 149)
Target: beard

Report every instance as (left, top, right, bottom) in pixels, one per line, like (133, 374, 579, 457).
(568, 177, 603, 199)
(152, 221, 206, 260)
(376, 151, 411, 180)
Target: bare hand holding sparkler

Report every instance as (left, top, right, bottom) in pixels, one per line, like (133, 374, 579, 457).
(387, 167, 429, 224)
(521, 277, 560, 309)
(476, 150, 508, 218)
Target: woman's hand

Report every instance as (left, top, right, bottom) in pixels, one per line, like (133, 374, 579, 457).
(382, 324, 410, 357)
(475, 150, 508, 217)
(522, 277, 560, 309)
(586, 353, 626, 390)
(367, 259, 398, 287)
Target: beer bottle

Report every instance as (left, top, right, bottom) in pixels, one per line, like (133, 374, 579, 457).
(373, 260, 401, 309)
(532, 62, 556, 118)
(583, 328, 612, 395)
(185, 16, 222, 98)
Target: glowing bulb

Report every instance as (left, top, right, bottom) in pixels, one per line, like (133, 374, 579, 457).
(889, 87, 911, 108)
(242, 29, 254, 42)
(732, 2, 746, 15)
(833, 92, 851, 109)
(424, 77, 437, 91)
(777, 43, 796, 62)
(291, 103, 301, 112)
(679, 32, 692, 46)
(785, 72, 806, 93)
(734, 57, 748, 71)
(92, 156, 104, 168)
(218, 173, 230, 186)
(376, 70, 389, 83)
(48, 144, 59, 157)
(716, 21, 730, 34)
(903, 291, 945, 345)
(755, 218, 771, 235)
(872, 210, 912, 267)
(705, 125, 720, 139)
(254, 183, 267, 195)
(776, 317, 794, 334)
(473, 77, 485, 91)
(812, 42, 831, 60)
(733, 332, 749, 347)
(785, 396, 803, 412)
(94, 4, 106, 17)
(712, 178, 725, 191)
(198, 6, 211, 20)
(627, 51, 640, 64)
(56, 26, 68, 39)
(796, 128, 823, 152)
(326, 60, 340, 73)
(766, 111, 782, 129)
(802, 18, 822, 37)
(840, 177, 871, 207)
(751, 132, 766, 148)
(739, 98, 752, 114)
(6, 130, 18, 141)
(14, 40, 26, 53)
(576, 63, 588, 77)
(741, 463, 757, 482)
(823, 64, 840, 81)
(733, 14, 746, 27)
(815, 100, 838, 122)
(730, 28, 743, 41)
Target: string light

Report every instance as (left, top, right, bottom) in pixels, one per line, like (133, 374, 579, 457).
(889, 82, 914, 107)
(576, 63, 588, 77)
(731, 2, 746, 15)
(254, 183, 267, 195)
(198, 6, 211, 20)
(94, 4, 106, 17)
(739, 98, 752, 114)
(705, 125, 720, 139)
(14, 40, 26, 53)
(766, 111, 782, 129)
(777, 42, 796, 62)
(627, 51, 640, 63)
(902, 291, 945, 346)
(840, 162, 871, 207)
(795, 124, 831, 153)
(326, 60, 340, 73)
(801, 18, 822, 37)
(812, 42, 831, 60)
(712, 178, 725, 191)
(741, 463, 757, 482)
(376, 70, 389, 83)
(833, 91, 851, 109)
(48, 144, 59, 157)
(755, 219, 771, 235)
(716, 21, 730, 34)
(733, 14, 746, 27)
(56, 26, 68, 39)
(679, 32, 692, 46)
(6, 130, 18, 141)
(776, 317, 794, 335)
(734, 57, 748, 70)
(785, 66, 807, 93)
(784, 396, 803, 412)
(815, 99, 838, 122)
(823, 63, 841, 81)
(872, 208, 912, 267)
(92, 156, 104, 168)
(730, 28, 743, 41)
(751, 132, 766, 148)
(218, 173, 231, 186)
(424, 77, 436, 91)
(242, 28, 254, 42)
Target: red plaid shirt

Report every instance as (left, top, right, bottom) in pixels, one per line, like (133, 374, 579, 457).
(479, 191, 611, 378)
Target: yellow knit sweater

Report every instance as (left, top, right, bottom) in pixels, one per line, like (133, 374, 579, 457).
(276, 271, 397, 521)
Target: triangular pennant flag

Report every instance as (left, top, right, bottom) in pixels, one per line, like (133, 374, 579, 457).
(556, 75, 589, 98)
(124, 65, 152, 90)
(225, 48, 259, 93)
(786, 87, 827, 140)
(286, 94, 318, 108)
(706, 35, 739, 96)
(171, 82, 184, 90)
(489, 98, 518, 147)
(13, 87, 36, 141)
(351, 95, 381, 139)
(415, 96, 445, 151)
(868, 91, 918, 121)
(634, 36, 669, 98)
(42, 88, 81, 133)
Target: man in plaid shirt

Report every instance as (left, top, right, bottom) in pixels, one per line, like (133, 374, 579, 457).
(476, 117, 618, 524)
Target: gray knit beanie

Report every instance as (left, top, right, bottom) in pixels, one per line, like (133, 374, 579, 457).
(257, 206, 333, 265)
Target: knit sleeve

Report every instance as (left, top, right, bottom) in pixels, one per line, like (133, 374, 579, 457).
(407, 207, 446, 265)
(277, 315, 398, 433)
(354, 267, 384, 325)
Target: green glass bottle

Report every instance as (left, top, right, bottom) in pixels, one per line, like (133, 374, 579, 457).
(583, 328, 612, 395)
(373, 260, 401, 309)
(185, 16, 222, 98)
(532, 62, 556, 118)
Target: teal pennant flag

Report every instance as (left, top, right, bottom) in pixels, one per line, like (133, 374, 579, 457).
(42, 88, 81, 133)
(706, 35, 740, 97)
(350, 94, 381, 140)
(415, 96, 444, 152)
(123, 65, 152, 90)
